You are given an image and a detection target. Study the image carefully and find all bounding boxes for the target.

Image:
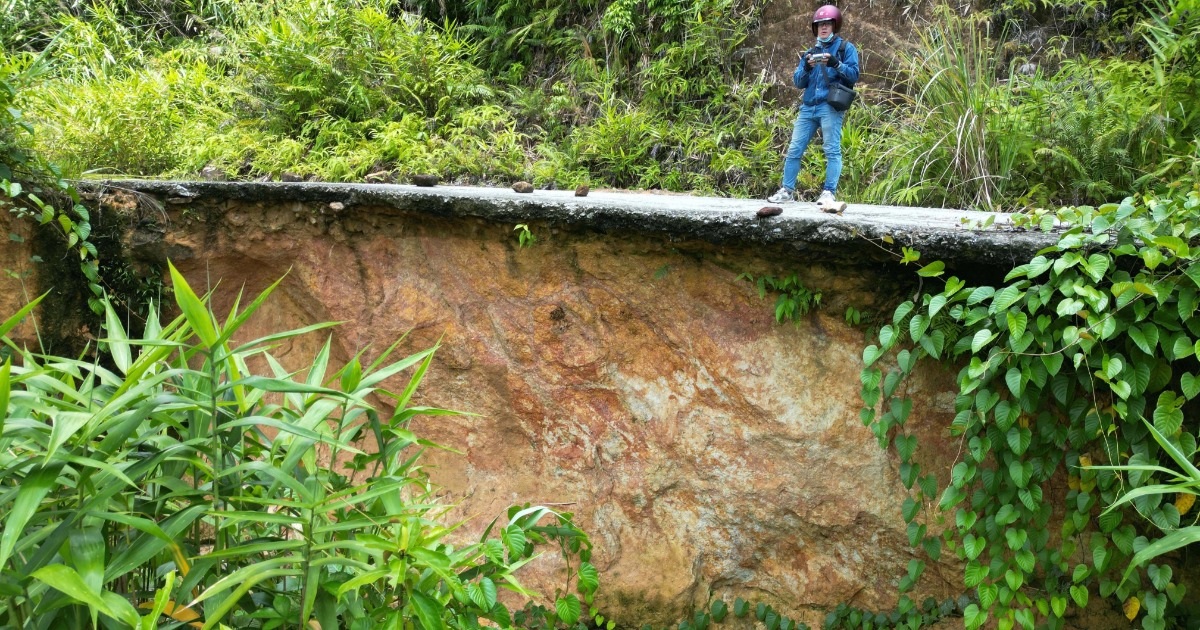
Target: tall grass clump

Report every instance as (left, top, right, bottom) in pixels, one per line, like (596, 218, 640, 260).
(861, 9, 1034, 210)
(0, 263, 600, 628)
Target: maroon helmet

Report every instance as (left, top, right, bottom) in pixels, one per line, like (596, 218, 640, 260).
(810, 4, 843, 35)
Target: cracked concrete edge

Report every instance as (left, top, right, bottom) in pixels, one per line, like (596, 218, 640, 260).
(96, 179, 1060, 267)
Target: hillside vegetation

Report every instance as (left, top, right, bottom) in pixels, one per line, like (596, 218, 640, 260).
(4, 1, 1200, 630)
(2, 0, 1197, 210)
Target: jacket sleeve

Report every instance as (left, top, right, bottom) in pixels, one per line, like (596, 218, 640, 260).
(793, 57, 810, 89)
(834, 42, 860, 85)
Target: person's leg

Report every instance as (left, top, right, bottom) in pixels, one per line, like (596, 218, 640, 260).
(818, 103, 846, 194)
(782, 105, 820, 191)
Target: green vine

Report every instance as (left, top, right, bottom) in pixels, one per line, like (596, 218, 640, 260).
(862, 189, 1200, 630)
(2, 59, 103, 315)
(741, 273, 823, 323)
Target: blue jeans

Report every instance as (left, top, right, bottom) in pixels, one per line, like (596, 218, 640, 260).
(781, 102, 844, 193)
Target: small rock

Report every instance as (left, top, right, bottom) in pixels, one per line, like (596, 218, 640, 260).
(365, 170, 395, 184)
(200, 165, 226, 181)
(328, 202, 345, 211)
(513, 181, 534, 194)
(412, 174, 439, 187)
(756, 206, 783, 217)
(575, 184, 590, 197)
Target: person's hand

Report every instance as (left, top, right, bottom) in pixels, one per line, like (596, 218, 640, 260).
(805, 53, 818, 68)
(827, 54, 840, 69)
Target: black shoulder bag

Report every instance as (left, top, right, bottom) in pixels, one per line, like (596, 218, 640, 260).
(825, 40, 857, 112)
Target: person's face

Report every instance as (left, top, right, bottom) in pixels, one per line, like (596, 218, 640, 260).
(816, 21, 834, 38)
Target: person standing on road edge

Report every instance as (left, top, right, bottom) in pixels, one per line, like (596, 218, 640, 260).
(767, 5, 860, 206)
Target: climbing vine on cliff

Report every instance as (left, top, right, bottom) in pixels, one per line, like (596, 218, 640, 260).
(2, 57, 103, 314)
(862, 188, 1200, 629)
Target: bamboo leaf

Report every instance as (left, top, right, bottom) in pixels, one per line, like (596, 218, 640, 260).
(410, 591, 448, 630)
(168, 261, 218, 348)
(33, 565, 140, 627)
(0, 293, 46, 339)
(0, 359, 9, 435)
(102, 298, 132, 374)
(0, 462, 63, 569)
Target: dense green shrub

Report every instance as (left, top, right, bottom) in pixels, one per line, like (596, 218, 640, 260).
(862, 188, 1200, 629)
(10, 0, 1200, 202)
(0, 264, 600, 628)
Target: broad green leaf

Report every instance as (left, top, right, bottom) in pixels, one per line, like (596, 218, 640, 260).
(502, 525, 526, 558)
(917, 261, 945, 277)
(102, 298, 132, 374)
(1006, 427, 1032, 456)
(1051, 595, 1067, 618)
(971, 329, 996, 353)
(963, 534, 985, 560)
(1007, 311, 1028, 339)
(578, 562, 599, 593)
(0, 463, 63, 569)
(1005, 528, 1028, 550)
(964, 561, 988, 587)
(1070, 584, 1089, 607)
(992, 286, 1023, 313)
(68, 528, 105, 594)
(1130, 324, 1159, 354)
(978, 583, 998, 609)
(1152, 392, 1184, 436)
(168, 261, 218, 348)
(711, 599, 728, 622)
(1043, 352, 1064, 376)
(1005, 569, 1023, 591)
(0, 293, 46, 338)
(1005, 368, 1023, 396)
(929, 294, 948, 317)
(32, 565, 139, 627)
(1147, 564, 1172, 591)
(967, 287, 995, 305)
(0, 359, 9, 435)
(410, 591, 447, 630)
(556, 594, 581, 625)
(963, 603, 986, 630)
(863, 345, 882, 367)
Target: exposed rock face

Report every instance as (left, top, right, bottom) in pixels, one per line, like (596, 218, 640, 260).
(102, 185, 970, 626)
(7, 182, 1060, 626)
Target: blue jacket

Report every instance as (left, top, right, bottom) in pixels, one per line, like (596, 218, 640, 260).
(793, 36, 860, 107)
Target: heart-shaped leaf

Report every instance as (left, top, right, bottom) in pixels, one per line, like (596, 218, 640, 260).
(1007, 311, 1029, 339)
(1070, 585, 1089, 607)
(1166, 583, 1187, 605)
(1007, 427, 1032, 455)
(556, 595, 581, 625)
(1005, 528, 1028, 551)
(972, 329, 997, 353)
(929, 295, 948, 318)
(965, 561, 988, 588)
(1005, 569, 1024, 591)
(978, 583, 998, 609)
(1182, 372, 1200, 400)
(963, 534, 985, 560)
(1147, 564, 1173, 591)
(963, 604, 986, 630)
